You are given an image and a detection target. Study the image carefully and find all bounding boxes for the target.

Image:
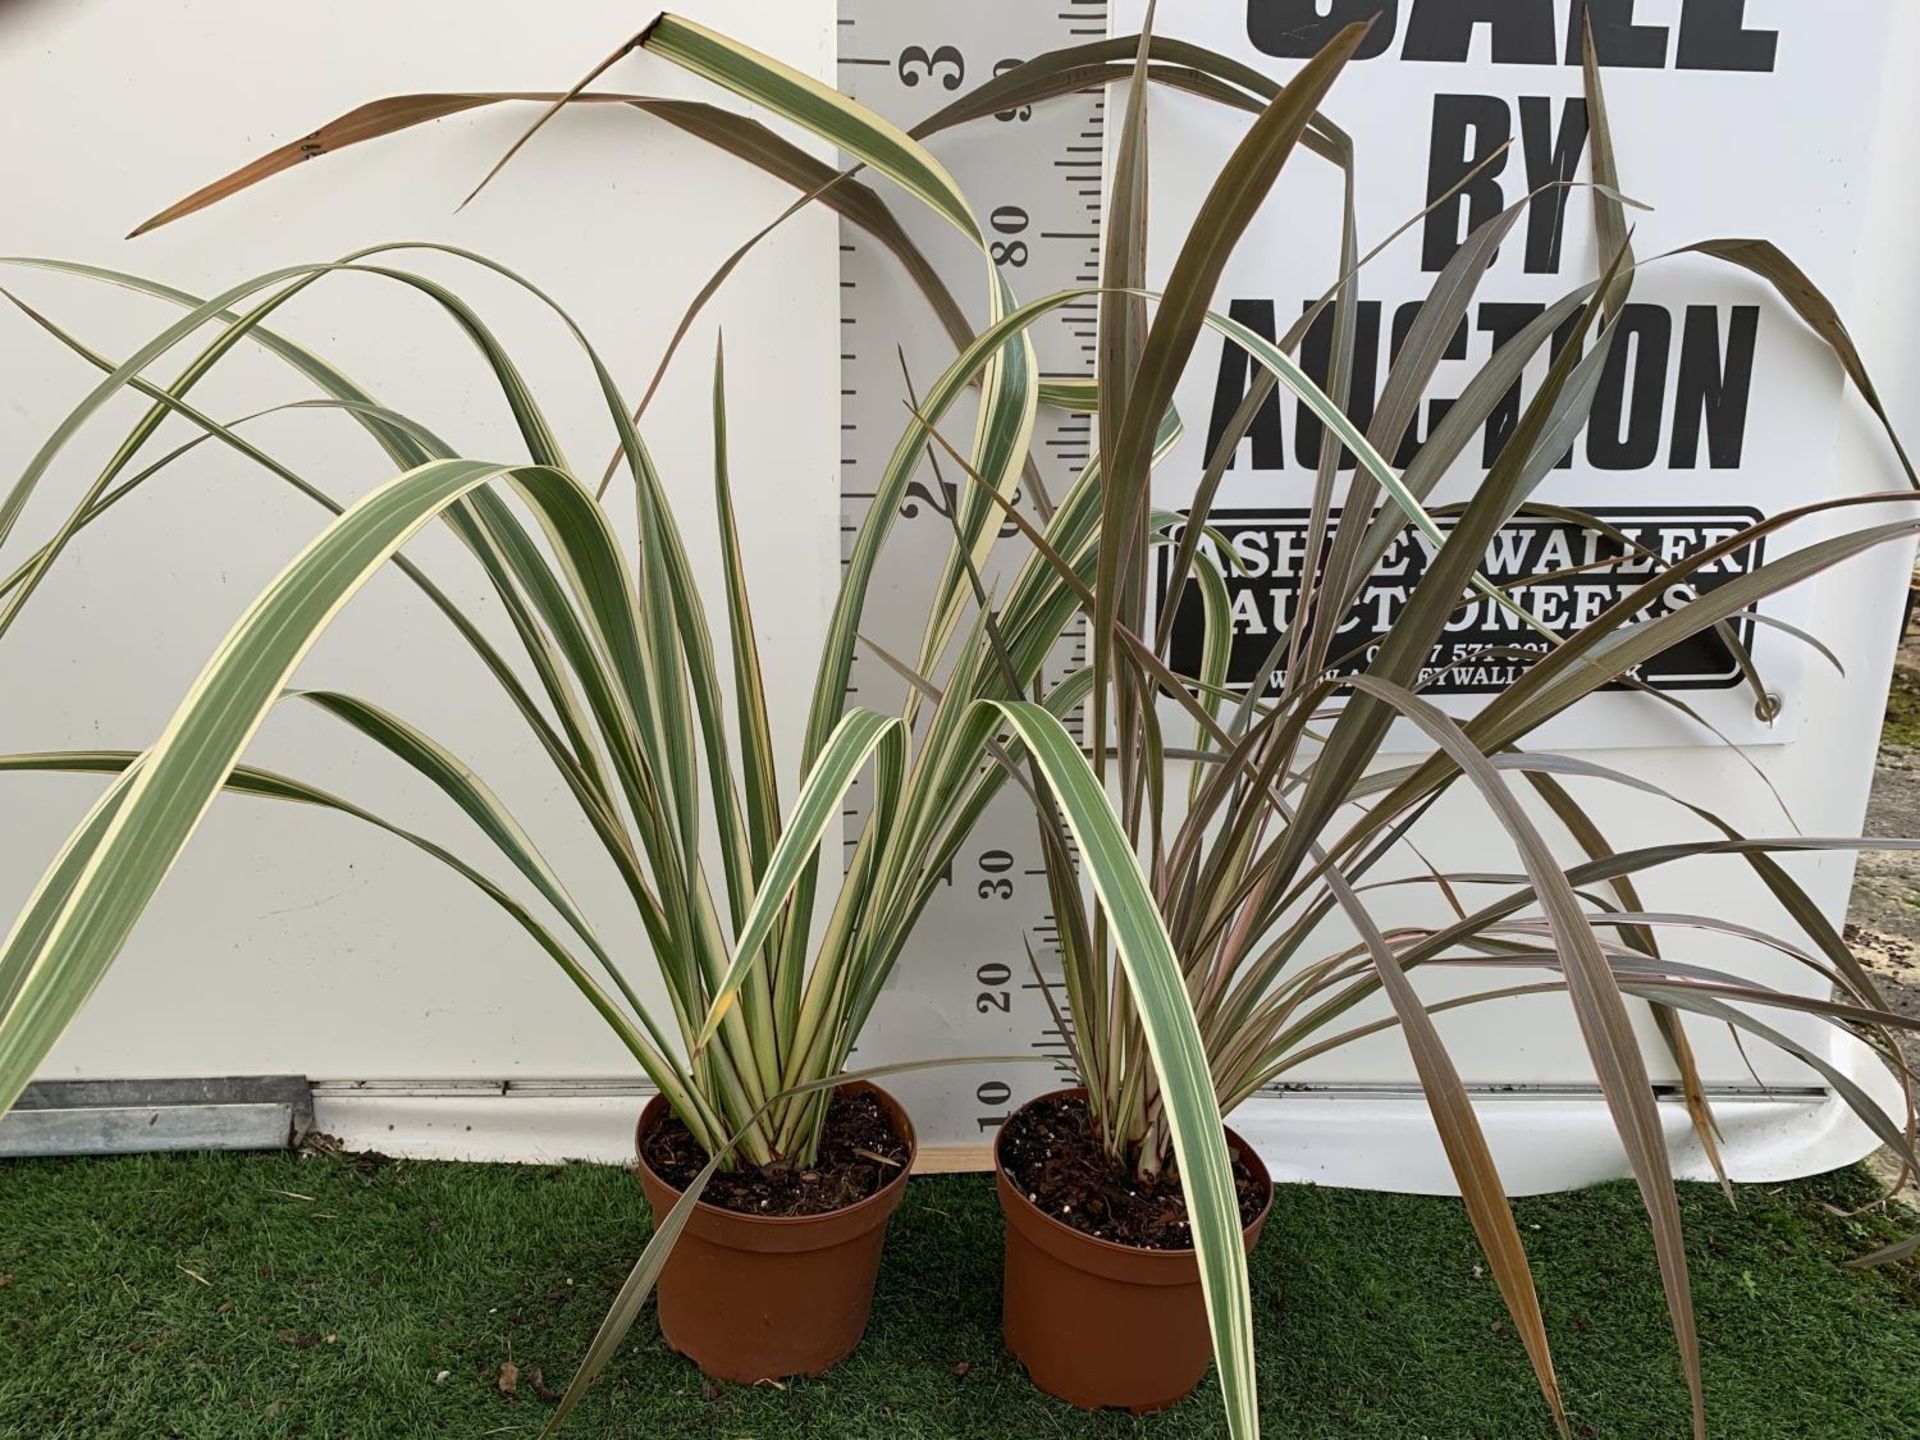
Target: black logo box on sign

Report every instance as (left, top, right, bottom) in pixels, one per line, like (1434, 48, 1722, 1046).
(1155, 506, 1765, 696)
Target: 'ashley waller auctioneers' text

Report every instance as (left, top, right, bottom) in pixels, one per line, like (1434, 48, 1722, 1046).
(1159, 507, 1764, 696)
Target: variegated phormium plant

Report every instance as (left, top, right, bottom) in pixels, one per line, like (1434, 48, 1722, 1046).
(0, 14, 1289, 1436)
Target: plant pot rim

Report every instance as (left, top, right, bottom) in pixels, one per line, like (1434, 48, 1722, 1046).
(993, 1085, 1272, 1261)
(635, 1078, 916, 1229)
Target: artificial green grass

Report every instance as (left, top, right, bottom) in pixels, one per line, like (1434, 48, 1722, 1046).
(1, 1147, 1914, 1438)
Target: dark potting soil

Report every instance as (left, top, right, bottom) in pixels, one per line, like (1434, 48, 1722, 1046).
(640, 1088, 908, 1218)
(998, 1092, 1267, 1250)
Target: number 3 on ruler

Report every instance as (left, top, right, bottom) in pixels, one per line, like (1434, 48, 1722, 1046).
(897, 45, 964, 89)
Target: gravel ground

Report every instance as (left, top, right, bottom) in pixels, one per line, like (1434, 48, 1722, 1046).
(1848, 631, 1920, 1061)
(1845, 629, 1920, 1194)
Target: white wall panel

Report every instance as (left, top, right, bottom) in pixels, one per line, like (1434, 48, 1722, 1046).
(0, 0, 840, 1084)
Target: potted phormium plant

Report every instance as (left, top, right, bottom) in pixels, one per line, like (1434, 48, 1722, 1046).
(0, 14, 1266, 1425)
(976, 18, 1920, 1435)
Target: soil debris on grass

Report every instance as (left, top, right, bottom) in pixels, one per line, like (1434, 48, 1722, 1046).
(998, 1092, 1265, 1249)
(641, 1087, 907, 1217)
(297, 1130, 397, 1175)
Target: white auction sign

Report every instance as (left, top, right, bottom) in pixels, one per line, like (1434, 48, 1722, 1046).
(1121, 0, 1912, 751)
(856, 0, 1920, 1181)
(1070, 0, 1920, 1188)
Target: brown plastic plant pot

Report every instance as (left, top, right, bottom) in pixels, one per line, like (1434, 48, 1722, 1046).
(995, 1087, 1273, 1414)
(633, 1080, 916, 1386)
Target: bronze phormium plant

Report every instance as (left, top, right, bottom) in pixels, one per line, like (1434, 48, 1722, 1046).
(1003, 19, 1920, 1440)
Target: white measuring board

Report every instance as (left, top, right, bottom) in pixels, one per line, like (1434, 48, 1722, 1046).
(835, 2, 1112, 1155)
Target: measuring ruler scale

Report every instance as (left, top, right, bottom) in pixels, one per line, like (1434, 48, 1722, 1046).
(835, 1, 1110, 1155)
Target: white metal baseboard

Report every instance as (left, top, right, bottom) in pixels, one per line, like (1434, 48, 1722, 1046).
(6, 1046, 1891, 1196)
(302, 1056, 1894, 1196)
